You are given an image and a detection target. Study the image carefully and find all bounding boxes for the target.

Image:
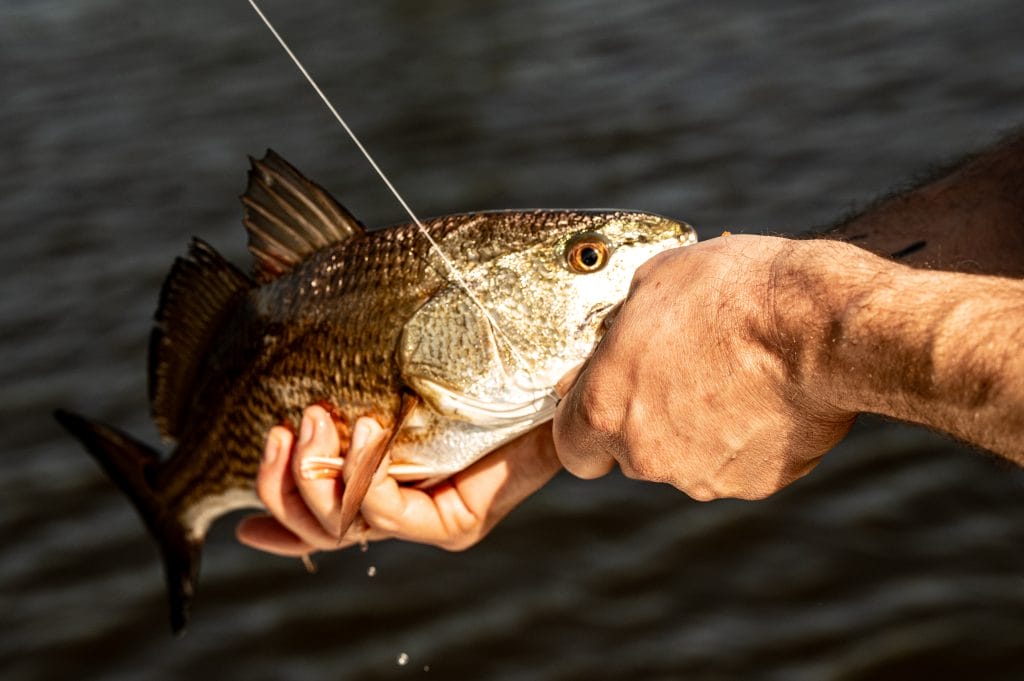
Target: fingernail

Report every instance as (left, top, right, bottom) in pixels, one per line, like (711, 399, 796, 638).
(351, 419, 369, 451)
(264, 433, 280, 466)
(299, 413, 315, 446)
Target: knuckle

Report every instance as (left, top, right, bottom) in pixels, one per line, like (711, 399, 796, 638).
(685, 484, 716, 502)
(619, 453, 657, 482)
(441, 535, 476, 552)
(449, 514, 483, 548)
(686, 474, 782, 502)
(741, 486, 777, 501)
(576, 383, 624, 436)
(439, 524, 484, 552)
(362, 509, 400, 536)
(564, 455, 614, 480)
(375, 517, 401, 536)
(616, 439, 668, 485)
(430, 483, 486, 552)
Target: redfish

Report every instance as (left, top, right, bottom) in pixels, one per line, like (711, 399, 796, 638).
(56, 151, 696, 632)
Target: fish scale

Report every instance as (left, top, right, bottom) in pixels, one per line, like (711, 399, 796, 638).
(56, 150, 697, 633)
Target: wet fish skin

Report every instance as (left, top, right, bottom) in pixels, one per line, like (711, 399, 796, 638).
(56, 151, 697, 633)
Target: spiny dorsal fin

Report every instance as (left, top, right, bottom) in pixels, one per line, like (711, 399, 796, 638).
(242, 149, 366, 282)
(148, 238, 253, 441)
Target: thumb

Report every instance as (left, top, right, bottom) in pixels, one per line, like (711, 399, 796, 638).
(553, 362, 618, 480)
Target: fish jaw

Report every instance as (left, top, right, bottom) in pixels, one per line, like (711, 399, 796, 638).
(405, 374, 556, 427)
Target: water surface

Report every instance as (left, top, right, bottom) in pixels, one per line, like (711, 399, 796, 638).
(3, 1, 1024, 679)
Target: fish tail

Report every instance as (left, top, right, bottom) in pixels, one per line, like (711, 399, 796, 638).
(54, 409, 199, 636)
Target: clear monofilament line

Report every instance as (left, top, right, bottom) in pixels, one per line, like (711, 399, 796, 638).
(248, 0, 542, 380)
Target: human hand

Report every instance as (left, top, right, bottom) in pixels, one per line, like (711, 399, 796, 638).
(236, 406, 561, 555)
(553, 234, 856, 500)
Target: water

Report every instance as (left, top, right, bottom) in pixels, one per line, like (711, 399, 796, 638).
(3, 1, 1024, 679)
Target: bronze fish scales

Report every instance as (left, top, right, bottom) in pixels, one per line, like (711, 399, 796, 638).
(56, 151, 696, 633)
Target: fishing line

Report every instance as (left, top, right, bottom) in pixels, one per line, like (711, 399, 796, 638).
(248, 0, 551, 394)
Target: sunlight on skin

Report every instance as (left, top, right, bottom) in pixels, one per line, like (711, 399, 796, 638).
(236, 406, 561, 556)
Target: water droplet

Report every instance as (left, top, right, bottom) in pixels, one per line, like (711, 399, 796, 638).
(423, 664, 431, 672)
(396, 652, 409, 666)
(367, 565, 377, 577)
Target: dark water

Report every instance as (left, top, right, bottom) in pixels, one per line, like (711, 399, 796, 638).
(4, 1, 1024, 679)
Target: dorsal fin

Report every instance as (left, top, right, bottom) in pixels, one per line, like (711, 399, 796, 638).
(242, 149, 367, 282)
(148, 239, 253, 441)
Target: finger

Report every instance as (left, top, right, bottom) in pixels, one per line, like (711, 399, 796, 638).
(456, 424, 561, 522)
(553, 367, 618, 479)
(359, 424, 561, 550)
(352, 415, 386, 456)
(291, 406, 346, 538)
(236, 514, 394, 556)
(235, 514, 316, 557)
(254, 423, 349, 550)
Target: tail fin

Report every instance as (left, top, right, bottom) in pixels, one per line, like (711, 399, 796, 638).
(54, 409, 199, 635)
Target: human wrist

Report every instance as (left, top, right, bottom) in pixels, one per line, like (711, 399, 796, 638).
(776, 239, 1024, 456)
(808, 247, 918, 417)
(764, 239, 895, 418)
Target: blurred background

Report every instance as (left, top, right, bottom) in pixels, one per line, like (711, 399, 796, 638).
(3, 0, 1024, 679)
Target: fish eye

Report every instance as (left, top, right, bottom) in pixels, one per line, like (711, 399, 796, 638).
(565, 233, 611, 274)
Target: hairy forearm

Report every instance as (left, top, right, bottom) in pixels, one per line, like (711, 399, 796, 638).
(552, 131, 1024, 501)
(774, 241, 1024, 462)
(788, 129, 1024, 458)
(822, 129, 1024, 277)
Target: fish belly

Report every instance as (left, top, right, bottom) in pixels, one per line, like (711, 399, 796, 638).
(391, 407, 543, 478)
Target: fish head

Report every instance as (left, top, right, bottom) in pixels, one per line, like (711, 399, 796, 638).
(407, 210, 696, 409)
(397, 209, 695, 475)
(484, 210, 697, 393)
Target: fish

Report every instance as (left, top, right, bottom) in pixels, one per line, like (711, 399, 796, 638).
(56, 150, 697, 633)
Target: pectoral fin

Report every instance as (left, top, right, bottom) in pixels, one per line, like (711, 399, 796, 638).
(400, 284, 559, 428)
(336, 393, 421, 539)
(398, 285, 509, 410)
